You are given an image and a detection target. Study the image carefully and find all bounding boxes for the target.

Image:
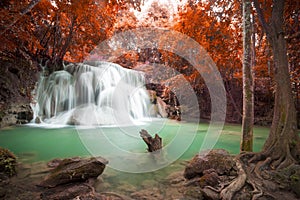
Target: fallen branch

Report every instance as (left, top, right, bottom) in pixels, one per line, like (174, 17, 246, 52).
(139, 129, 162, 152)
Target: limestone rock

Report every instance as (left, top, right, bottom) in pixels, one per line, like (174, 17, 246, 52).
(39, 157, 108, 188)
(40, 183, 98, 200)
(184, 149, 235, 179)
(0, 104, 33, 127)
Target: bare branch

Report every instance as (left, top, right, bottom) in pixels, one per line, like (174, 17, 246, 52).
(252, 0, 271, 40)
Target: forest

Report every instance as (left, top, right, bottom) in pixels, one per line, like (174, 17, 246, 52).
(0, 0, 299, 199)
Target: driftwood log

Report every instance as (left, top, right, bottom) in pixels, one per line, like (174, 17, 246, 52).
(139, 129, 162, 152)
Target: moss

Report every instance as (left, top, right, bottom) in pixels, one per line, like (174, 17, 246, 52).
(290, 139, 297, 147)
(290, 174, 299, 182)
(0, 147, 17, 176)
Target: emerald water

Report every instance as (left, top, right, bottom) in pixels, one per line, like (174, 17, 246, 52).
(0, 120, 272, 197)
(0, 120, 268, 164)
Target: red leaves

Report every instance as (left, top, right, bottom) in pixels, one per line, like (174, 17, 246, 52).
(174, 1, 243, 80)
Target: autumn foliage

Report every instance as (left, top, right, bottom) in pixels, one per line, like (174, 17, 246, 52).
(1, 0, 124, 71)
(0, 0, 299, 125)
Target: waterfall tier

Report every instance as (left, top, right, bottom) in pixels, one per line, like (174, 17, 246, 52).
(31, 61, 151, 126)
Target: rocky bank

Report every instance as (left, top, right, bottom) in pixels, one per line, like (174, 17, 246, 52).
(0, 56, 38, 128)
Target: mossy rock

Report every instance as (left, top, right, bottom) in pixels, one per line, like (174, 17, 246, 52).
(184, 149, 235, 179)
(0, 147, 17, 177)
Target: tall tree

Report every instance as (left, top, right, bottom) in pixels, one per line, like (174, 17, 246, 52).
(252, 0, 300, 168)
(240, 0, 253, 152)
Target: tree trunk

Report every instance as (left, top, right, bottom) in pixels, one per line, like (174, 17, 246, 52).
(253, 0, 300, 167)
(241, 0, 254, 152)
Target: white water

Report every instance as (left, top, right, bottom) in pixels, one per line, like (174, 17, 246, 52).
(31, 61, 152, 126)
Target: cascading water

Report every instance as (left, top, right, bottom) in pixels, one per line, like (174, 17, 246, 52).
(31, 61, 152, 126)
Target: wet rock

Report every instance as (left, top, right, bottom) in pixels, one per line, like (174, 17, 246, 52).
(146, 82, 181, 121)
(166, 171, 185, 185)
(199, 169, 219, 187)
(34, 116, 41, 124)
(183, 186, 204, 200)
(184, 149, 235, 179)
(40, 183, 97, 200)
(117, 182, 137, 193)
(141, 179, 158, 189)
(47, 158, 64, 168)
(184, 170, 220, 188)
(39, 157, 108, 188)
(131, 187, 164, 200)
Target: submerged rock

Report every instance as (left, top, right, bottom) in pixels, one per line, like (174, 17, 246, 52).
(131, 187, 164, 200)
(39, 157, 108, 188)
(40, 183, 97, 200)
(184, 149, 235, 180)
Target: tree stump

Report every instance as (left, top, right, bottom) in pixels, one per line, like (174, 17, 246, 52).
(139, 129, 162, 152)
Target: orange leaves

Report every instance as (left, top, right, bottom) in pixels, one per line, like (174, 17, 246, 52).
(174, 0, 243, 80)
(1, 0, 131, 65)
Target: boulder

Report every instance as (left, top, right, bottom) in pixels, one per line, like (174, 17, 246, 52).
(198, 169, 219, 187)
(39, 157, 108, 188)
(184, 149, 235, 179)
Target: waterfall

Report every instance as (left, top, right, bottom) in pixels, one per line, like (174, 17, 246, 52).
(31, 61, 152, 126)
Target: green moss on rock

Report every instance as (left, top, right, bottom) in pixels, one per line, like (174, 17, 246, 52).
(0, 147, 17, 176)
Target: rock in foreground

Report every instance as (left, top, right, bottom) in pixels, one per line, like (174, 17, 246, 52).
(40, 157, 108, 188)
(184, 149, 235, 179)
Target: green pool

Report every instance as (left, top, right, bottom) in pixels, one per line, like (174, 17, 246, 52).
(0, 120, 269, 164)
(0, 119, 273, 197)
